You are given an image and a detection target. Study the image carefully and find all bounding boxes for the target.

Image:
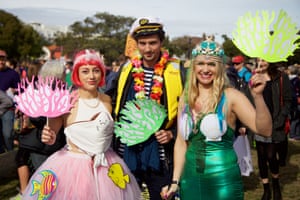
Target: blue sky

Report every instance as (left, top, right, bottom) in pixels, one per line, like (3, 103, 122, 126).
(1, 0, 299, 41)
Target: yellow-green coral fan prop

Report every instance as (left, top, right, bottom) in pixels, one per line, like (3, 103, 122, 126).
(232, 10, 300, 62)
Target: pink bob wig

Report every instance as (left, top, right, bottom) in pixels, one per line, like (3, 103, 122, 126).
(71, 49, 106, 87)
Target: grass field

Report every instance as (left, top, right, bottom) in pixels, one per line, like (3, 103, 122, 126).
(1, 140, 300, 200)
(244, 139, 300, 200)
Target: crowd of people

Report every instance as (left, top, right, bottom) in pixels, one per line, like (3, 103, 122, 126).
(0, 15, 299, 200)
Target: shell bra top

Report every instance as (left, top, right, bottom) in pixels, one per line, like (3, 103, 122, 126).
(179, 93, 228, 141)
(64, 98, 114, 167)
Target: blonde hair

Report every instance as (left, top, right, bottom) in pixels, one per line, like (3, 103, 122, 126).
(185, 56, 230, 113)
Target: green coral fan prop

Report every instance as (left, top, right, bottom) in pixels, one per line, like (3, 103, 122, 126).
(232, 10, 300, 62)
(114, 99, 167, 146)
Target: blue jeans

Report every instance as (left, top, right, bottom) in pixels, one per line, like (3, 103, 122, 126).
(290, 118, 300, 139)
(0, 109, 15, 151)
(290, 105, 300, 139)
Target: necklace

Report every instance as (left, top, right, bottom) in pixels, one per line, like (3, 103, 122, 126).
(132, 49, 170, 103)
(81, 96, 100, 108)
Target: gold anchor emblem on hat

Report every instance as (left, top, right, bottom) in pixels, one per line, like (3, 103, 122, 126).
(139, 18, 149, 26)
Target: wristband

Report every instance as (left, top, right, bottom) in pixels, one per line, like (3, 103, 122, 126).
(171, 180, 179, 186)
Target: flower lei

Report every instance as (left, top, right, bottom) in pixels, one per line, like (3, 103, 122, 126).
(131, 49, 169, 103)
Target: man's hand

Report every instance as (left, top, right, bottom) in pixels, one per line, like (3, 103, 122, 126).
(155, 130, 173, 144)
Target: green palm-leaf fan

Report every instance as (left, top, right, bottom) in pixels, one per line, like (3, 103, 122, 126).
(114, 99, 167, 146)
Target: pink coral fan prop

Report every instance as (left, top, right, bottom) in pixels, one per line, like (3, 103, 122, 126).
(14, 76, 78, 118)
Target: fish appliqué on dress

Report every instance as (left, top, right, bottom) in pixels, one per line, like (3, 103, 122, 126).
(30, 170, 58, 200)
(108, 163, 130, 189)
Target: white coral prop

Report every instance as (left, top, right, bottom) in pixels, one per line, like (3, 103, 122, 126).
(232, 10, 300, 62)
(14, 76, 78, 117)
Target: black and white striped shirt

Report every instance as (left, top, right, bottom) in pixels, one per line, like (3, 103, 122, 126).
(118, 65, 166, 161)
(143, 66, 154, 96)
(143, 67, 165, 161)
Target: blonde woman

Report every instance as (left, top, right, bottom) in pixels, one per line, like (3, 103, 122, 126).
(161, 38, 272, 200)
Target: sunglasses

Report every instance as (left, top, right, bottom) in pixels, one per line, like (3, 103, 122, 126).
(233, 62, 241, 65)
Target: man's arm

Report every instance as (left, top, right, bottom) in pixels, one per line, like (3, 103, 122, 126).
(0, 90, 13, 115)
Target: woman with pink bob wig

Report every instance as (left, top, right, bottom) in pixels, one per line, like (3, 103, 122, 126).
(21, 49, 142, 200)
(72, 49, 106, 87)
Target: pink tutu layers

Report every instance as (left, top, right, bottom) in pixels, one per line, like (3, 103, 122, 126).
(22, 148, 141, 200)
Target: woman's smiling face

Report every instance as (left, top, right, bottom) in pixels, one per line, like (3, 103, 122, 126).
(78, 64, 102, 91)
(194, 55, 220, 86)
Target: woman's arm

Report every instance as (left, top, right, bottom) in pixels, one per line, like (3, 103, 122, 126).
(0, 90, 13, 115)
(231, 71, 272, 137)
(161, 127, 187, 199)
(251, 93, 272, 136)
(172, 132, 187, 183)
(161, 98, 188, 199)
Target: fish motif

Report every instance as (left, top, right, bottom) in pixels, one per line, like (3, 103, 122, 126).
(30, 170, 58, 200)
(108, 163, 130, 189)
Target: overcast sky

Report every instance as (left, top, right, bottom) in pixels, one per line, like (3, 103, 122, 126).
(1, 0, 299, 41)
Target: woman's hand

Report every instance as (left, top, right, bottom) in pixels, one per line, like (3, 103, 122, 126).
(41, 125, 56, 145)
(160, 184, 179, 200)
(249, 69, 266, 96)
(238, 127, 247, 135)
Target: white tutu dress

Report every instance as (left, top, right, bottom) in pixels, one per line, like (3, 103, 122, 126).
(22, 99, 141, 200)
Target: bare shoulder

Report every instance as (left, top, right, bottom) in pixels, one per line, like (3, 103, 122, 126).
(223, 88, 245, 127)
(99, 92, 111, 102)
(99, 92, 112, 113)
(224, 87, 246, 102)
(224, 87, 254, 118)
(224, 87, 240, 95)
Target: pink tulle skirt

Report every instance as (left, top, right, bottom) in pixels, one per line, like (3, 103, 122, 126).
(22, 148, 141, 200)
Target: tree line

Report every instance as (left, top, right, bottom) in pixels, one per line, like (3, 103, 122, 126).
(0, 9, 299, 66)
